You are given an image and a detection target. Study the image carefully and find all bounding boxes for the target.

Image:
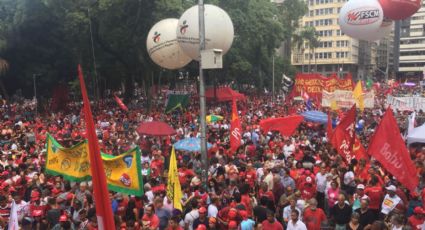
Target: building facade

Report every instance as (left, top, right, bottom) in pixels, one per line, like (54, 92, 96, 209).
(290, 0, 393, 79)
(398, 4, 425, 79)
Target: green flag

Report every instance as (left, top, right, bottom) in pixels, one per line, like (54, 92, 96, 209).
(165, 94, 190, 113)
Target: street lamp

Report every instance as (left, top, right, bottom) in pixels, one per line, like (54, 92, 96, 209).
(198, 0, 208, 189)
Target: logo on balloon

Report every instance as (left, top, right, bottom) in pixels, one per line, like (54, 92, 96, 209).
(346, 7, 380, 25)
(179, 20, 189, 34)
(153, 32, 161, 43)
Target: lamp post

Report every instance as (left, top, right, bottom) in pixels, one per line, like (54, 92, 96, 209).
(198, 0, 208, 189)
(272, 55, 275, 103)
(33, 74, 40, 116)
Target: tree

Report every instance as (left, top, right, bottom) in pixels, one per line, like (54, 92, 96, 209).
(301, 27, 319, 73)
(0, 0, 308, 98)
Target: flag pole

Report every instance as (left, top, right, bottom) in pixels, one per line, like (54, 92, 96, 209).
(78, 65, 115, 230)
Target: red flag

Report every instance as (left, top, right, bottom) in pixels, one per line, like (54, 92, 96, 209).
(230, 98, 242, 152)
(259, 115, 304, 137)
(114, 95, 129, 111)
(353, 136, 368, 161)
(78, 65, 115, 230)
(367, 107, 418, 191)
(330, 105, 356, 163)
(327, 112, 333, 139)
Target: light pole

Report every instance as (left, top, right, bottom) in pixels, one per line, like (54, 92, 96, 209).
(198, 0, 208, 189)
(272, 55, 275, 103)
(33, 74, 40, 116)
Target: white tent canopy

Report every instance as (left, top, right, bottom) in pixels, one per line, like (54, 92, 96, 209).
(407, 124, 425, 145)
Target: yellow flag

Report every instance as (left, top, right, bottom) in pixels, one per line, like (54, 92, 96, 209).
(353, 81, 364, 111)
(167, 147, 183, 211)
(330, 99, 338, 111)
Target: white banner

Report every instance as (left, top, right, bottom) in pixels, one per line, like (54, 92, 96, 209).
(386, 95, 425, 111)
(322, 90, 374, 108)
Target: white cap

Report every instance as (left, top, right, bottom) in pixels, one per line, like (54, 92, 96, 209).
(357, 184, 365, 190)
(386, 185, 396, 192)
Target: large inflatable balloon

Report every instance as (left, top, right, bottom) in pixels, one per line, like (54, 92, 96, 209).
(379, 0, 421, 20)
(339, 0, 384, 41)
(177, 4, 234, 61)
(146, 18, 192, 70)
(363, 18, 394, 41)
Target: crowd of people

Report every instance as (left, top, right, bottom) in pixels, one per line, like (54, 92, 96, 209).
(0, 81, 424, 230)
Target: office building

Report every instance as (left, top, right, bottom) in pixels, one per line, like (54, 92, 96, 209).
(398, 4, 425, 78)
(290, 0, 393, 79)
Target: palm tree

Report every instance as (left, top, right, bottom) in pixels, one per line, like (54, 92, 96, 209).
(292, 27, 320, 73)
(301, 27, 319, 73)
(292, 31, 305, 72)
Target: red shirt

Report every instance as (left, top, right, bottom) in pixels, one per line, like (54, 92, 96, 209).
(142, 214, 160, 229)
(408, 215, 424, 230)
(245, 170, 257, 187)
(303, 207, 327, 230)
(178, 168, 195, 185)
(241, 194, 253, 217)
(261, 220, 283, 230)
(364, 185, 384, 210)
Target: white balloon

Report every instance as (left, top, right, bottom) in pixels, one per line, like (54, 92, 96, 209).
(146, 18, 192, 70)
(364, 18, 393, 41)
(177, 4, 234, 61)
(339, 0, 384, 41)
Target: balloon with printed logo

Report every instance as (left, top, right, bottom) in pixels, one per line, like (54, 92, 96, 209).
(177, 4, 234, 61)
(363, 18, 394, 41)
(379, 0, 421, 20)
(338, 0, 384, 41)
(146, 18, 192, 70)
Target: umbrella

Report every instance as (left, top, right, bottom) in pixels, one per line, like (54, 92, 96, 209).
(301, 111, 328, 124)
(206, 115, 224, 123)
(137, 121, 176, 136)
(174, 137, 212, 152)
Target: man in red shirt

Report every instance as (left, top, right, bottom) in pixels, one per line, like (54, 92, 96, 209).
(142, 204, 160, 230)
(408, 207, 424, 230)
(364, 176, 384, 220)
(245, 163, 257, 187)
(303, 198, 327, 230)
(261, 210, 283, 230)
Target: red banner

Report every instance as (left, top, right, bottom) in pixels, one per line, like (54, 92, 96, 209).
(291, 73, 354, 100)
(259, 115, 304, 137)
(330, 105, 356, 163)
(367, 107, 418, 191)
(230, 98, 242, 152)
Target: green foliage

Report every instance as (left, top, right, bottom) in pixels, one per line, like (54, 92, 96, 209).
(0, 0, 308, 97)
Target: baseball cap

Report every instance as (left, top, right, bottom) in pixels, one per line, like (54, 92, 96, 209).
(386, 185, 396, 192)
(196, 224, 207, 230)
(31, 191, 40, 201)
(357, 184, 365, 190)
(414, 207, 424, 214)
(198, 207, 207, 214)
(228, 209, 238, 219)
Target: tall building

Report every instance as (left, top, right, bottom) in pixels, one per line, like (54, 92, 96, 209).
(398, 4, 425, 78)
(290, 0, 393, 79)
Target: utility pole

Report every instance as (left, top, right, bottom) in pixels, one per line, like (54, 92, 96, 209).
(198, 0, 208, 190)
